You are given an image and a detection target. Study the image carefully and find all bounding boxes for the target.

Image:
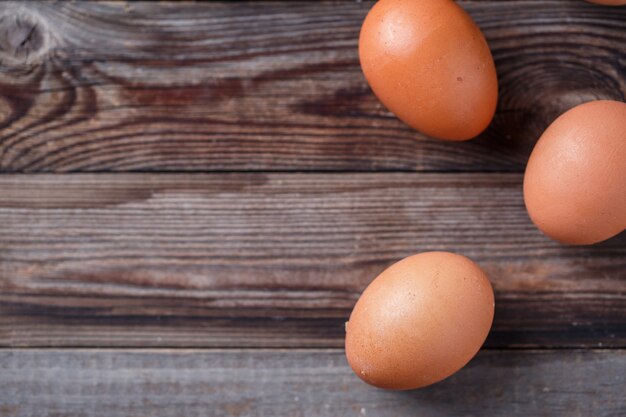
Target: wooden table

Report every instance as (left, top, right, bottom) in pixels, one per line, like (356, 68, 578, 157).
(0, 1, 624, 416)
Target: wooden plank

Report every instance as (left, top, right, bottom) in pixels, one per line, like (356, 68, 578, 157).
(0, 1, 623, 172)
(0, 349, 624, 417)
(1, 173, 624, 348)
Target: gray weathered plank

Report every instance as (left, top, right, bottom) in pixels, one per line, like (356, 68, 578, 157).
(0, 1, 624, 172)
(0, 349, 624, 417)
(1, 173, 624, 348)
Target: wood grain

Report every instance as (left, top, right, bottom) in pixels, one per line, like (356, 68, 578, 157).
(1, 349, 624, 417)
(0, 1, 624, 172)
(1, 173, 624, 348)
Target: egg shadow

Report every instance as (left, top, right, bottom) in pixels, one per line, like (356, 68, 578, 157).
(459, 0, 626, 171)
(372, 350, 552, 416)
(371, 234, 626, 415)
(577, 230, 626, 280)
(593, 230, 626, 248)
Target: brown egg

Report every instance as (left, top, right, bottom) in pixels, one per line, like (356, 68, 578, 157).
(359, 0, 498, 141)
(585, 0, 626, 5)
(345, 252, 495, 390)
(524, 100, 626, 245)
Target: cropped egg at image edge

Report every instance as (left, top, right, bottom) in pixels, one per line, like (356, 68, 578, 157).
(0, 1, 625, 416)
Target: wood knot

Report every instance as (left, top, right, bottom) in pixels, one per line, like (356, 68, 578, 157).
(0, 12, 50, 66)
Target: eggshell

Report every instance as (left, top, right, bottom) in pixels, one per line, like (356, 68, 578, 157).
(523, 100, 626, 245)
(359, 0, 498, 141)
(345, 252, 495, 390)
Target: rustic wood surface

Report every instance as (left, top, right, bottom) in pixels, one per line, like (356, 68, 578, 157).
(0, 1, 624, 172)
(1, 1, 625, 415)
(1, 173, 624, 348)
(1, 349, 624, 417)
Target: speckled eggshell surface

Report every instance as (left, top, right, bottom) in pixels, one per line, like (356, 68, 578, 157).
(359, 0, 498, 141)
(345, 252, 495, 390)
(524, 100, 626, 245)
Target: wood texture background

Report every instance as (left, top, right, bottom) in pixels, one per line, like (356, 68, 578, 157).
(0, 1, 625, 416)
(0, 1, 624, 172)
(1, 174, 625, 348)
(1, 349, 624, 417)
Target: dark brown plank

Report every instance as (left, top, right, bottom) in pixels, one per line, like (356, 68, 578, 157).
(0, 1, 623, 172)
(1, 173, 624, 348)
(1, 349, 624, 417)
